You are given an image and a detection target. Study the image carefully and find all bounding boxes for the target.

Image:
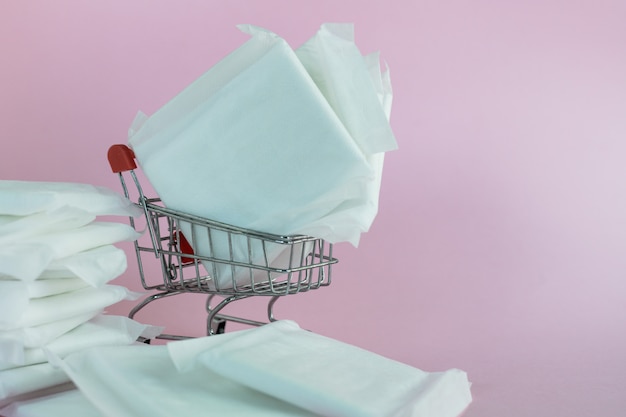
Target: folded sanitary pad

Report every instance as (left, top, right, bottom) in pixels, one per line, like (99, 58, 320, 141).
(295, 24, 394, 242)
(0, 315, 161, 405)
(37, 245, 128, 287)
(0, 285, 141, 331)
(296, 23, 396, 155)
(0, 315, 162, 370)
(58, 344, 317, 417)
(128, 24, 396, 289)
(129, 24, 395, 245)
(0, 224, 140, 281)
(129, 25, 375, 242)
(0, 279, 89, 330)
(0, 181, 142, 217)
(0, 180, 156, 408)
(0, 388, 105, 417)
(0, 362, 70, 403)
(0, 207, 95, 244)
(200, 321, 472, 417)
(57, 321, 471, 417)
(0, 311, 101, 352)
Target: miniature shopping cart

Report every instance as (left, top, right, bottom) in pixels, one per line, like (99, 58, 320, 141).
(107, 144, 338, 340)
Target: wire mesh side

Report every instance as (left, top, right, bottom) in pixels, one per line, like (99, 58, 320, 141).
(112, 153, 338, 337)
(134, 201, 336, 296)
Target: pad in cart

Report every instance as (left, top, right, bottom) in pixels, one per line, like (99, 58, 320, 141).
(107, 144, 338, 340)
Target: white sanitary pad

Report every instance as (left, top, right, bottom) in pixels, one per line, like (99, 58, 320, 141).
(129, 24, 373, 240)
(295, 24, 394, 242)
(0, 284, 142, 367)
(0, 224, 140, 281)
(0, 389, 105, 417)
(56, 321, 471, 417)
(38, 245, 128, 286)
(0, 279, 90, 330)
(0, 362, 70, 403)
(0, 207, 95, 244)
(129, 24, 395, 246)
(0, 181, 142, 217)
(0, 315, 162, 370)
(58, 344, 318, 417)
(128, 24, 396, 289)
(296, 23, 395, 155)
(0, 315, 161, 405)
(0, 285, 141, 331)
(0, 311, 101, 352)
(199, 320, 472, 417)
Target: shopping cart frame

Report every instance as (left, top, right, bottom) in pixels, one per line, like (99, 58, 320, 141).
(107, 144, 338, 340)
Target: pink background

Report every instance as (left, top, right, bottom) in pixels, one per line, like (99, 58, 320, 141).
(2, 1, 625, 416)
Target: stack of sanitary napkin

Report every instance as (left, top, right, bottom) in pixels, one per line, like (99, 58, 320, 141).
(128, 23, 398, 289)
(0, 181, 161, 406)
(1, 321, 472, 417)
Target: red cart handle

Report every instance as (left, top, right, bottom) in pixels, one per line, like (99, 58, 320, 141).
(108, 144, 137, 173)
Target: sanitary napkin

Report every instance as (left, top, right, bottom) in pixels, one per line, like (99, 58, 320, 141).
(128, 23, 396, 289)
(0, 315, 161, 404)
(0, 180, 156, 407)
(50, 321, 471, 417)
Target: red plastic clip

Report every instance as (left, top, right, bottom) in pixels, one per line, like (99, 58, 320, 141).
(107, 144, 137, 173)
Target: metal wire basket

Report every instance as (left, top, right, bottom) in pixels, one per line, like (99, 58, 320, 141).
(107, 144, 337, 339)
